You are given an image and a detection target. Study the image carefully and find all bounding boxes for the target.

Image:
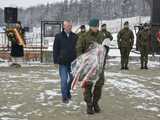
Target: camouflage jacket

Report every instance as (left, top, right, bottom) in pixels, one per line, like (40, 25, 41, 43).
(76, 30, 104, 56)
(117, 28, 134, 48)
(101, 30, 113, 41)
(136, 30, 141, 50)
(77, 31, 86, 38)
(138, 30, 150, 47)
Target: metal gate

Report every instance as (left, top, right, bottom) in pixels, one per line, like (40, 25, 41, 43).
(40, 21, 63, 63)
(0, 21, 63, 63)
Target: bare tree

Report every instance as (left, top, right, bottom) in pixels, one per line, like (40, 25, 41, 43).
(0, 0, 151, 27)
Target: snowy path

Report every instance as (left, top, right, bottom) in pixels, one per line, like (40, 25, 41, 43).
(0, 58, 160, 120)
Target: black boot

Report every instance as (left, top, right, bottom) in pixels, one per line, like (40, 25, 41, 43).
(141, 61, 144, 69)
(83, 82, 94, 114)
(125, 67, 129, 70)
(93, 102, 101, 113)
(124, 65, 129, 70)
(144, 65, 148, 69)
(121, 66, 125, 70)
(141, 66, 144, 69)
(141, 64, 144, 69)
(144, 62, 148, 69)
(93, 86, 102, 113)
(87, 104, 94, 115)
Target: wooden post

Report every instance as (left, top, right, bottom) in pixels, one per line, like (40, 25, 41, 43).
(151, 0, 160, 24)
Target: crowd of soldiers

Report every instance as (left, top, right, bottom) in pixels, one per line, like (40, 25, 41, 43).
(77, 21, 154, 70)
(54, 19, 159, 115)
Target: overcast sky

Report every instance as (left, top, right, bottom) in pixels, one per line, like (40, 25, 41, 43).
(0, 0, 62, 9)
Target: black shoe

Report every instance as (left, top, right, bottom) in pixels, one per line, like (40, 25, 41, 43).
(141, 66, 144, 69)
(144, 66, 148, 69)
(125, 67, 129, 70)
(121, 67, 125, 70)
(93, 103, 101, 113)
(62, 98, 69, 104)
(68, 95, 72, 100)
(87, 105, 94, 115)
(10, 63, 16, 66)
(10, 63, 21, 68)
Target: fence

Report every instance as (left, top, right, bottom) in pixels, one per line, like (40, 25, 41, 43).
(102, 16, 150, 34)
(0, 31, 52, 63)
(0, 16, 151, 63)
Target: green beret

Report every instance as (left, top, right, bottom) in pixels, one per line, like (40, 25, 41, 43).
(89, 18, 99, 27)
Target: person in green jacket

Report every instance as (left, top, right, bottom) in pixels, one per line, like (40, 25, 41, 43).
(77, 25, 86, 37)
(76, 18, 106, 114)
(117, 21, 134, 70)
(100, 23, 113, 41)
(138, 23, 150, 69)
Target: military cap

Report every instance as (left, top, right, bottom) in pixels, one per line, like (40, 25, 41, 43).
(89, 18, 99, 27)
(80, 25, 86, 29)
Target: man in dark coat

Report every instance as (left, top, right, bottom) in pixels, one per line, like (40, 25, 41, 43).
(53, 20, 78, 103)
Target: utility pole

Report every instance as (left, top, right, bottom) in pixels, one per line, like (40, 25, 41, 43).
(88, 1, 92, 21)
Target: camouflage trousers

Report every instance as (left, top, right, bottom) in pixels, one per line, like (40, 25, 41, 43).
(83, 72, 104, 106)
(139, 46, 149, 67)
(120, 47, 131, 68)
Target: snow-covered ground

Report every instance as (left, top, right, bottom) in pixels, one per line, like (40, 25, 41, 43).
(0, 56, 160, 120)
(1, 16, 160, 120)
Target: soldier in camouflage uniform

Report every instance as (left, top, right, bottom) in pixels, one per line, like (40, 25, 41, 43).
(136, 24, 143, 51)
(117, 21, 134, 70)
(101, 24, 113, 41)
(77, 25, 86, 37)
(138, 23, 150, 69)
(76, 18, 106, 114)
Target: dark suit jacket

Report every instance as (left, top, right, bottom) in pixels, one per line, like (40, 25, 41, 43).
(53, 31, 78, 65)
